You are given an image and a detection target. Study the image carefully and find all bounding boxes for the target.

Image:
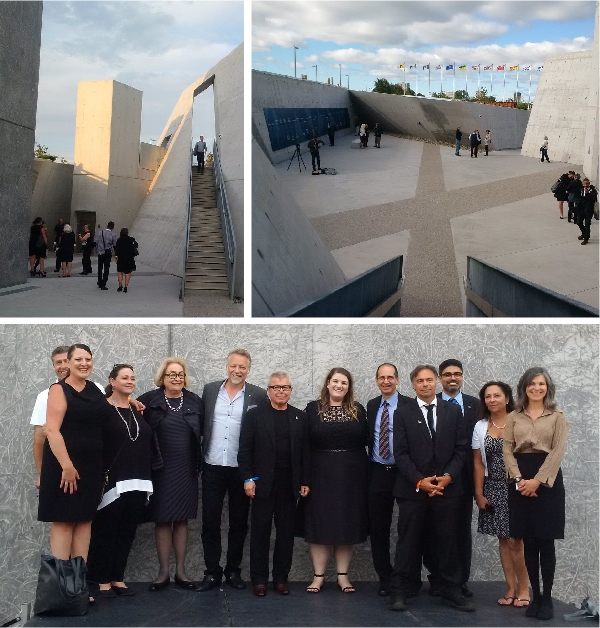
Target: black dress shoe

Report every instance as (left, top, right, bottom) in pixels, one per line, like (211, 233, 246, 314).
(225, 573, 246, 589)
(390, 595, 406, 611)
(537, 599, 554, 620)
(526, 597, 542, 617)
(197, 575, 221, 592)
(148, 577, 170, 591)
(112, 586, 135, 596)
(377, 584, 391, 597)
(441, 593, 476, 612)
(98, 588, 117, 598)
(274, 583, 290, 595)
(174, 575, 197, 590)
(461, 584, 473, 598)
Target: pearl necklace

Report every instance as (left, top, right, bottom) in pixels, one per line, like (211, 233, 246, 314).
(111, 402, 139, 442)
(165, 394, 184, 412)
(491, 419, 506, 430)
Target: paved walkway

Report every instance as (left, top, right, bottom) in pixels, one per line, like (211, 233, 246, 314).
(0, 256, 242, 318)
(276, 136, 598, 317)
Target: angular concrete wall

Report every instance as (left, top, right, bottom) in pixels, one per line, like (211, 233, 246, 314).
(350, 91, 530, 149)
(252, 70, 357, 165)
(0, 324, 597, 623)
(252, 140, 346, 316)
(132, 44, 244, 296)
(71, 80, 149, 236)
(583, 3, 599, 183)
(31, 159, 73, 229)
(0, 2, 42, 289)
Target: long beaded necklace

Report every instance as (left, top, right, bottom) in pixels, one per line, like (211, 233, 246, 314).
(165, 394, 184, 412)
(111, 401, 139, 442)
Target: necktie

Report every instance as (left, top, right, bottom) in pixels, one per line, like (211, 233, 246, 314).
(379, 401, 390, 459)
(449, 397, 460, 407)
(425, 404, 436, 441)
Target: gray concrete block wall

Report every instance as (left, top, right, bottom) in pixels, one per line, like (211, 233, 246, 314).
(0, 1, 43, 289)
(252, 71, 357, 165)
(0, 324, 597, 622)
(251, 140, 346, 316)
(583, 3, 599, 183)
(31, 160, 74, 229)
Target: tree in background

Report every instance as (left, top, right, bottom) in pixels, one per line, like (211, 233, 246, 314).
(34, 144, 57, 161)
(431, 91, 449, 98)
(474, 87, 496, 103)
(453, 89, 470, 101)
(373, 78, 394, 93)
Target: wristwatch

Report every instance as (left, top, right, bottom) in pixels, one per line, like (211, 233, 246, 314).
(514, 476, 522, 483)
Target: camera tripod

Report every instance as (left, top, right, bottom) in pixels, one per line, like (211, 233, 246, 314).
(287, 143, 307, 172)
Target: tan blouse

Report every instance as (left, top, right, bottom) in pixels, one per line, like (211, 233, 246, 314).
(502, 408, 568, 487)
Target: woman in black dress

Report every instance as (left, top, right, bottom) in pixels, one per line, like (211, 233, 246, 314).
(86, 364, 153, 598)
(115, 227, 138, 293)
(554, 172, 571, 219)
(472, 382, 529, 607)
(503, 368, 568, 620)
(58, 223, 76, 277)
(304, 368, 368, 594)
(29, 217, 47, 277)
(78, 224, 93, 275)
(38, 344, 111, 599)
(137, 358, 203, 591)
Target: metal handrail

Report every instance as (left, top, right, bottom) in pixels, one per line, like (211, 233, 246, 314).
(212, 140, 236, 297)
(181, 139, 194, 301)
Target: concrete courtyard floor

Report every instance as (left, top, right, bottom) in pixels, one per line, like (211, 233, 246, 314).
(275, 134, 598, 317)
(0, 256, 243, 318)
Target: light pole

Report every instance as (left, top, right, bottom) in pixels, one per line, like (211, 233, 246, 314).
(312, 64, 317, 81)
(293, 46, 299, 78)
(345, 74, 349, 89)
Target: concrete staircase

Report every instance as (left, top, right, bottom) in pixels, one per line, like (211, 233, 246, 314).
(185, 164, 229, 297)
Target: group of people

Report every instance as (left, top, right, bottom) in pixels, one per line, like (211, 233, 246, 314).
(28, 219, 139, 292)
(32, 347, 568, 621)
(553, 170, 598, 245)
(356, 122, 383, 148)
(454, 127, 491, 157)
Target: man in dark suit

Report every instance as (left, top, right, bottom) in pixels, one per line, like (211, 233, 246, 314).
(366, 363, 411, 597)
(238, 372, 310, 597)
(198, 349, 268, 592)
(389, 365, 474, 613)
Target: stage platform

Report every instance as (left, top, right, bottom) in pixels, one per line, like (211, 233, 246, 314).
(26, 581, 582, 627)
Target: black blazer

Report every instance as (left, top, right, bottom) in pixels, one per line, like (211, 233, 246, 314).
(436, 392, 480, 496)
(137, 387, 203, 470)
(238, 399, 310, 499)
(201, 380, 268, 460)
(392, 398, 467, 500)
(366, 392, 411, 461)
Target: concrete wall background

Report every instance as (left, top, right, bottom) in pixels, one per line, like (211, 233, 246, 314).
(31, 159, 74, 229)
(350, 91, 530, 149)
(583, 2, 599, 183)
(132, 44, 244, 296)
(0, 323, 597, 622)
(0, 2, 43, 289)
(252, 71, 357, 165)
(252, 140, 346, 316)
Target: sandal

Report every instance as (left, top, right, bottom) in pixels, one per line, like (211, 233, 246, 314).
(514, 598, 530, 607)
(337, 572, 355, 593)
(306, 573, 324, 593)
(498, 596, 515, 606)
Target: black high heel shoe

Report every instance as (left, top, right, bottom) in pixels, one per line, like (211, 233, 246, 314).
(30, 270, 36, 277)
(148, 577, 170, 591)
(174, 574, 197, 590)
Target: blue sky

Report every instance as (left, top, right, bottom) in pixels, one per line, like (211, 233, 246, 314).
(253, 1, 596, 99)
(36, 1, 243, 162)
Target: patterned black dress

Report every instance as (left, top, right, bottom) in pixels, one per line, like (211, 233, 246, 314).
(477, 433, 511, 539)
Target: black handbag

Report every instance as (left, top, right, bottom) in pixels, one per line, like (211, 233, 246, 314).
(33, 551, 89, 616)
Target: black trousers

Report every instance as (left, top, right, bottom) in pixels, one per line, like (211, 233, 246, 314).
(311, 152, 320, 171)
(367, 463, 398, 587)
(578, 208, 593, 240)
(86, 492, 146, 583)
(197, 152, 205, 172)
(82, 250, 92, 274)
(391, 496, 462, 597)
(249, 469, 296, 586)
(201, 463, 250, 577)
(97, 253, 112, 286)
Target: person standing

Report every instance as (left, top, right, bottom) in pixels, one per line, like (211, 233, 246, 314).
(555, 171, 573, 219)
(567, 174, 583, 224)
(53, 218, 64, 272)
(307, 134, 324, 172)
(29, 217, 47, 277)
(577, 178, 598, 245)
(366, 363, 411, 597)
(58, 224, 76, 277)
(94, 221, 117, 290)
(198, 350, 268, 592)
(360, 124, 367, 148)
(503, 367, 568, 620)
(389, 365, 473, 613)
(114, 227, 138, 293)
(194, 136, 207, 174)
(238, 372, 310, 596)
(484, 130, 491, 156)
(78, 225, 93, 275)
(327, 123, 335, 147)
(455, 127, 462, 156)
(540, 136, 550, 163)
(374, 123, 382, 148)
(469, 129, 481, 158)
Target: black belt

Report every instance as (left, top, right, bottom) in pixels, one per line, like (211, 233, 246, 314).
(372, 461, 397, 471)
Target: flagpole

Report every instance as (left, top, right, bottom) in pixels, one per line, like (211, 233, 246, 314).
(428, 65, 431, 96)
(503, 65, 506, 102)
(490, 68, 493, 99)
(404, 64, 406, 93)
(453, 62, 456, 94)
(478, 65, 480, 92)
(516, 72, 519, 104)
(416, 66, 418, 95)
(529, 71, 532, 108)
(465, 66, 468, 94)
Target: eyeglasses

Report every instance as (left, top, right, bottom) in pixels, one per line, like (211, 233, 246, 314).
(440, 372, 462, 378)
(268, 385, 292, 392)
(166, 372, 186, 380)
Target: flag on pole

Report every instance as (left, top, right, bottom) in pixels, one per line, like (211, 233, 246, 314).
(410, 64, 417, 69)
(423, 64, 430, 70)
(446, 64, 454, 70)
(398, 64, 405, 69)
(483, 64, 493, 70)
(458, 65, 467, 70)
(537, 66, 544, 71)
(523, 65, 531, 71)
(496, 64, 505, 71)
(471, 64, 480, 71)
(435, 64, 442, 70)
(510, 65, 519, 71)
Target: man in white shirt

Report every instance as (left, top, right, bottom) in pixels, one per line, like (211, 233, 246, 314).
(194, 136, 207, 173)
(198, 350, 267, 592)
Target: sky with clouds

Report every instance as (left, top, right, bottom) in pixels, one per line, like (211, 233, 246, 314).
(36, 1, 243, 162)
(253, 1, 596, 99)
